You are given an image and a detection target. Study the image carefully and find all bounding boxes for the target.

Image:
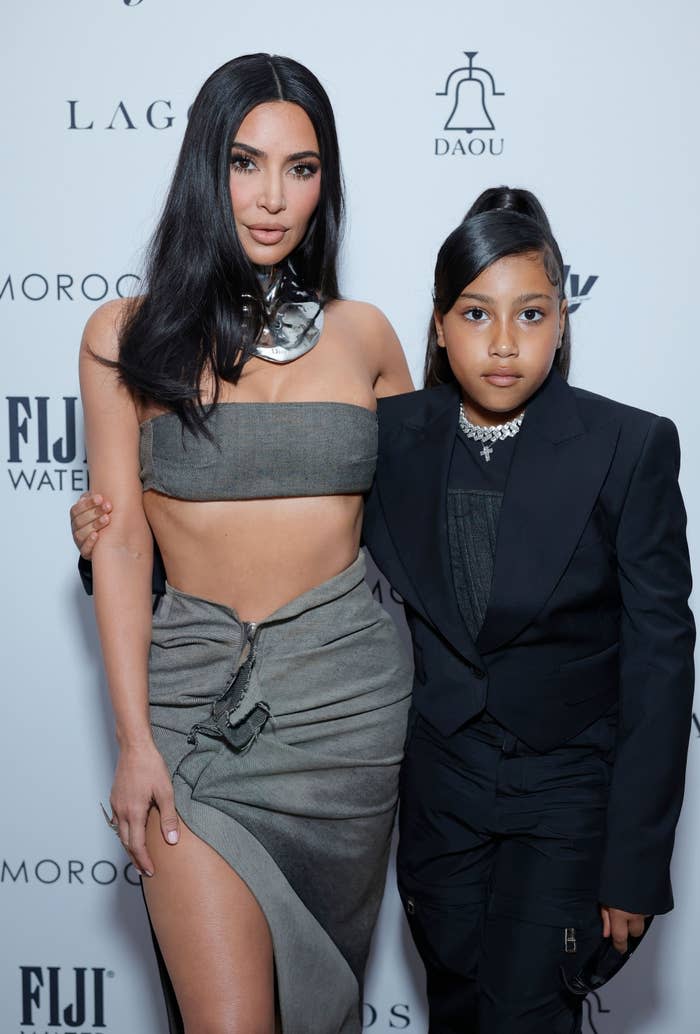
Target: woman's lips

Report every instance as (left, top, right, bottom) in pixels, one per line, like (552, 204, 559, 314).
(248, 225, 287, 245)
(483, 372, 521, 387)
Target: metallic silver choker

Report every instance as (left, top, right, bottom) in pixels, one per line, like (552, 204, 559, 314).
(458, 402, 524, 462)
(247, 262, 324, 364)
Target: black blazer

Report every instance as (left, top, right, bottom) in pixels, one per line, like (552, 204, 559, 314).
(363, 370, 695, 916)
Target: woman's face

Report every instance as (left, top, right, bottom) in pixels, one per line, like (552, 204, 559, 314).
(229, 101, 322, 266)
(435, 251, 567, 425)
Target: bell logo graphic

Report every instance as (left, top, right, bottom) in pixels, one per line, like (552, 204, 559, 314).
(437, 51, 504, 133)
(435, 52, 505, 157)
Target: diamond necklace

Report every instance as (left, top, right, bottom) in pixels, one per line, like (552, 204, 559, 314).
(458, 402, 524, 462)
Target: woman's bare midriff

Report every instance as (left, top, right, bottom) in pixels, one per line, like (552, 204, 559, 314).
(144, 491, 364, 622)
(134, 300, 397, 621)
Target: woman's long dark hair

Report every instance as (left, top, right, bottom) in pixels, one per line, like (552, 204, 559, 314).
(424, 186, 571, 388)
(113, 54, 344, 430)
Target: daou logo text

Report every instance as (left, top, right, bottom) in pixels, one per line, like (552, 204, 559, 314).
(435, 51, 504, 158)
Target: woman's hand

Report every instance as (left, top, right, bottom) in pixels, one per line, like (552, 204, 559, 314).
(70, 492, 112, 558)
(600, 905, 648, 954)
(109, 741, 180, 876)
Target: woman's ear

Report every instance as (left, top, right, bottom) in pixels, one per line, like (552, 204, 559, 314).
(434, 309, 446, 348)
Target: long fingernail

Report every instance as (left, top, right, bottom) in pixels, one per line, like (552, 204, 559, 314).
(167, 831, 178, 844)
(144, 870, 153, 877)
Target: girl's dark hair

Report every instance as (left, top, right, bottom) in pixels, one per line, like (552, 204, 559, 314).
(424, 186, 571, 388)
(112, 54, 344, 430)
(463, 184, 553, 227)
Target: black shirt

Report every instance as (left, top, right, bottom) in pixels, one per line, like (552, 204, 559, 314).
(447, 429, 517, 639)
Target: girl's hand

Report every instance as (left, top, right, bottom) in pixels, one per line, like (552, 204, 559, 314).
(70, 492, 112, 558)
(600, 905, 648, 954)
(109, 741, 180, 876)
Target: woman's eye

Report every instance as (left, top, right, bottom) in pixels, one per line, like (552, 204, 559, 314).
(230, 154, 256, 174)
(520, 308, 544, 322)
(289, 162, 319, 180)
(465, 307, 488, 322)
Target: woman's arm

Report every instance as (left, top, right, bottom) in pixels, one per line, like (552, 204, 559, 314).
(80, 301, 179, 873)
(71, 493, 166, 596)
(369, 305, 414, 398)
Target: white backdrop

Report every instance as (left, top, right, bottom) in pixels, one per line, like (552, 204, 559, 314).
(2, 2, 699, 1032)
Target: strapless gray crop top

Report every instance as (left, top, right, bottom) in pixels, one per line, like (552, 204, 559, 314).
(139, 401, 378, 501)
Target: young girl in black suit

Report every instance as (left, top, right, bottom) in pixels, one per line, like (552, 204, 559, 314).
(363, 188, 695, 1033)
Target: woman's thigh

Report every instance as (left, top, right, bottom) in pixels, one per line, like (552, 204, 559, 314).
(143, 808, 275, 1034)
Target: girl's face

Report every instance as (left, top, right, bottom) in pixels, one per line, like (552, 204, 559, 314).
(229, 101, 322, 267)
(435, 251, 567, 425)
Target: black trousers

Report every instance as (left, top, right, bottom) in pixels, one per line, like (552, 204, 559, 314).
(397, 709, 617, 1034)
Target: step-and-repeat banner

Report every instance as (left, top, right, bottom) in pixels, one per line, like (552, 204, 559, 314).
(3, 2, 698, 1032)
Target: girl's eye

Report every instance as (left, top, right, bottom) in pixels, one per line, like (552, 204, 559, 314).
(230, 154, 256, 174)
(464, 307, 488, 322)
(289, 162, 319, 180)
(520, 308, 544, 323)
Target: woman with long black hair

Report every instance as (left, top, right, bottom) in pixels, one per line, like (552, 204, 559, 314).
(75, 53, 413, 1034)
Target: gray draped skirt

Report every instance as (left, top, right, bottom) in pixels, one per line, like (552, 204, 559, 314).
(148, 552, 412, 1034)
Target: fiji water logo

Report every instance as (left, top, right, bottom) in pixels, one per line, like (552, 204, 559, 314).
(435, 52, 505, 157)
(20, 966, 112, 1031)
(564, 266, 599, 313)
(6, 396, 88, 493)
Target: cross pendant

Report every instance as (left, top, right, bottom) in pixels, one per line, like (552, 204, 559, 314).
(480, 443, 493, 462)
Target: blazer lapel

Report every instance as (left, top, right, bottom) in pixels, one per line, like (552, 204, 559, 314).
(477, 371, 621, 654)
(376, 383, 484, 668)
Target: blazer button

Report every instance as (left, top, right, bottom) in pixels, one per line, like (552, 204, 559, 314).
(473, 668, 486, 680)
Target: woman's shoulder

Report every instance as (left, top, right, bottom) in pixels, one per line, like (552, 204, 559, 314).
(325, 298, 396, 344)
(80, 296, 135, 361)
(325, 299, 413, 392)
(326, 297, 387, 323)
